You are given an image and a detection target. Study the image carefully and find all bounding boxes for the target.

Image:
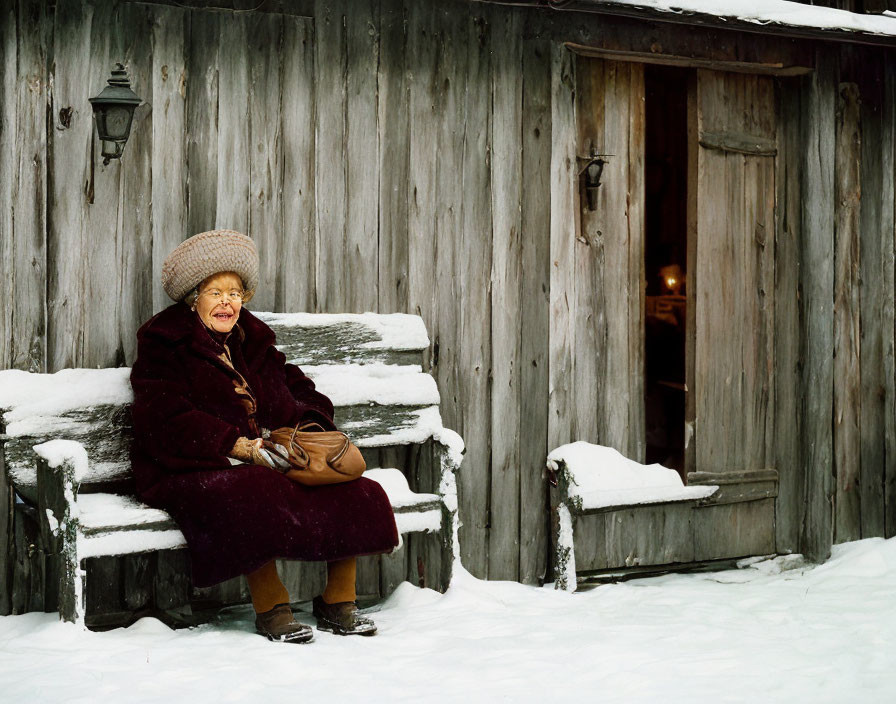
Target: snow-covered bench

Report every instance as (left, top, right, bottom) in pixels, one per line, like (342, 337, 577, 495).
(0, 313, 463, 627)
(548, 442, 721, 591)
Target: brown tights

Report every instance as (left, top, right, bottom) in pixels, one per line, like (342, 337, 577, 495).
(247, 557, 358, 614)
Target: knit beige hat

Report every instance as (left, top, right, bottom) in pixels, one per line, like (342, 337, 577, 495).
(161, 229, 259, 302)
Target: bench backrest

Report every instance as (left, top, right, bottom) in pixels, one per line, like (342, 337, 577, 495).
(0, 312, 441, 502)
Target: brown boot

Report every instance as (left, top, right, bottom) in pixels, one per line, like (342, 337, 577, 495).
(312, 595, 377, 636)
(255, 603, 314, 643)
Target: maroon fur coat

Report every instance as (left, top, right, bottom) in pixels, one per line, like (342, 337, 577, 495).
(130, 303, 398, 587)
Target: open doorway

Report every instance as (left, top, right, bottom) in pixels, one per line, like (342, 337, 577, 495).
(644, 65, 689, 479)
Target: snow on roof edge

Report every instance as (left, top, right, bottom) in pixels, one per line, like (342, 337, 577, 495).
(557, 0, 896, 39)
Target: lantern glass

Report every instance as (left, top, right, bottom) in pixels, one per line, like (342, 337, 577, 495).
(100, 139, 125, 161)
(586, 159, 605, 186)
(104, 106, 133, 140)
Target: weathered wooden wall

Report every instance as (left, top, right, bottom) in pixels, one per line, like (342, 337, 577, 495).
(0, 0, 555, 583)
(772, 46, 896, 560)
(1, 0, 896, 586)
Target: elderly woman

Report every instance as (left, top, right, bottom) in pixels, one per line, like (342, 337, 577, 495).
(130, 229, 399, 643)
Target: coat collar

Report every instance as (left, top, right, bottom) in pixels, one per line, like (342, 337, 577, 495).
(139, 303, 275, 368)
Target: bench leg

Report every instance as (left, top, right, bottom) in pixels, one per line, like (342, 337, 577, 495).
(439, 503, 455, 590)
(553, 504, 577, 592)
(435, 441, 461, 590)
(59, 555, 86, 626)
(35, 452, 87, 626)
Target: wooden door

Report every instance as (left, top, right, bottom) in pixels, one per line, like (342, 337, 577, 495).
(687, 70, 777, 475)
(568, 56, 646, 460)
(686, 70, 778, 560)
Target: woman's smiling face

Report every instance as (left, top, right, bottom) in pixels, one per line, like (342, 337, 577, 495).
(195, 271, 244, 334)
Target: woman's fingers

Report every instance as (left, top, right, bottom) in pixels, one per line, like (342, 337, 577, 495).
(265, 442, 292, 469)
(254, 447, 276, 468)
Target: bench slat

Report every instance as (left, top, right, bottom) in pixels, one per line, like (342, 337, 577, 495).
(62, 467, 442, 560)
(2, 361, 443, 503)
(76, 494, 180, 536)
(255, 312, 429, 366)
(7, 404, 443, 502)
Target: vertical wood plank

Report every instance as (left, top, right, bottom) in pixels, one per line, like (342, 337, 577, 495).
(122, 554, 152, 611)
(748, 76, 776, 471)
(601, 61, 634, 454)
(246, 12, 284, 312)
(548, 44, 578, 452)
(277, 560, 325, 602)
(215, 13, 249, 233)
(608, 62, 645, 460)
(117, 1, 154, 364)
(345, 0, 380, 312)
(355, 554, 381, 599)
(152, 550, 191, 610)
(774, 77, 804, 554)
(694, 71, 775, 475)
(85, 556, 122, 620)
(694, 72, 732, 473)
(432, 4, 466, 435)
(625, 63, 647, 463)
(883, 55, 896, 539)
(47, 0, 95, 370)
(518, 35, 551, 585)
(376, 0, 409, 313)
(573, 58, 645, 461)
(0, 0, 19, 372)
(456, 8, 492, 578)
(685, 72, 698, 476)
(10, 0, 48, 372)
(81, 0, 124, 368)
(406, 1, 438, 339)
(799, 51, 837, 561)
(379, 543, 408, 596)
(857, 55, 886, 539)
(313, 0, 347, 311)
(573, 57, 604, 446)
(833, 81, 862, 543)
(488, 6, 523, 581)
(185, 10, 219, 238)
(280, 15, 316, 312)
(150, 4, 188, 313)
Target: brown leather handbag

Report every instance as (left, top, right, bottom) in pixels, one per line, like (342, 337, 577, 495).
(267, 422, 366, 486)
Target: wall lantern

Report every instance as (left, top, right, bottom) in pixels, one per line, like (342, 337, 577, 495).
(89, 63, 141, 165)
(577, 150, 611, 211)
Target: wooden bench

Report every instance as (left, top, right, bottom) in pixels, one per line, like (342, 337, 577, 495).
(549, 443, 780, 590)
(0, 312, 463, 628)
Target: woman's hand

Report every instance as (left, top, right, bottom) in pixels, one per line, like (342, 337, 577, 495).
(229, 436, 291, 471)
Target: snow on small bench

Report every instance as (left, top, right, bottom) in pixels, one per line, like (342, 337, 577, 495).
(548, 442, 718, 592)
(548, 442, 717, 513)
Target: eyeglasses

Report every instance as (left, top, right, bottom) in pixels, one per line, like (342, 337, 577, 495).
(199, 289, 245, 303)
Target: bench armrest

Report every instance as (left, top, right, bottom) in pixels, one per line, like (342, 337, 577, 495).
(431, 427, 464, 572)
(33, 440, 88, 625)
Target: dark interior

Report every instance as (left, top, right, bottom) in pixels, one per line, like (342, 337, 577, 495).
(644, 64, 689, 479)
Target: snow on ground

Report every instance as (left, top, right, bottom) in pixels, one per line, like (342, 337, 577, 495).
(1, 538, 895, 703)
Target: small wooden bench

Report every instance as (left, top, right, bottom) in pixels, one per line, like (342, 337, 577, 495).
(0, 312, 463, 627)
(549, 443, 780, 590)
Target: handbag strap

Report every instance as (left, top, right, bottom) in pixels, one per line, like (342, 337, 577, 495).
(292, 422, 350, 464)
